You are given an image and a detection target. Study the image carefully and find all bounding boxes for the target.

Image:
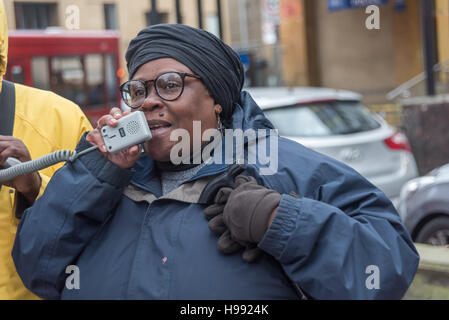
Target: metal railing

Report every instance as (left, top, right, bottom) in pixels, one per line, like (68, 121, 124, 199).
(387, 59, 449, 101)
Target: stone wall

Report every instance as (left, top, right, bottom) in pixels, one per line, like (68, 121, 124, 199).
(401, 96, 449, 175)
(367, 103, 403, 128)
(404, 244, 449, 300)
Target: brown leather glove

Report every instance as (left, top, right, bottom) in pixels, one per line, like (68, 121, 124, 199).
(204, 175, 281, 262)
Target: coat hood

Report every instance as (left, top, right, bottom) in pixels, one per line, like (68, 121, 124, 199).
(0, 0, 8, 92)
(230, 91, 274, 131)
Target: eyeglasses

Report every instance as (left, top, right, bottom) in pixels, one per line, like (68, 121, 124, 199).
(120, 71, 202, 109)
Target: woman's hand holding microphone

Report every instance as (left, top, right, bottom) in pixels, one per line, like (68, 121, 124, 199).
(86, 107, 142, 169)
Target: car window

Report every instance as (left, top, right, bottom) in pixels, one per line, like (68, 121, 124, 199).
(263, 101, 381, 137)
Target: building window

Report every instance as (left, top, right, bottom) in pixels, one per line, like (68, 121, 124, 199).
(146, 11, 168, 26)
(14, 2, 58, 30)
(206, 14, 220, 38)
(104, 3, 118, 30)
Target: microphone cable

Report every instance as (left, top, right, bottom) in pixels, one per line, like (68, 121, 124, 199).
(0, 145, 99, 183)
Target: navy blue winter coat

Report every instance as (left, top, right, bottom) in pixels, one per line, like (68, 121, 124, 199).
(12, 92, 419, 300)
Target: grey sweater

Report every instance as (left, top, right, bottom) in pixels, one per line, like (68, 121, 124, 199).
(160, 162, 207, 195)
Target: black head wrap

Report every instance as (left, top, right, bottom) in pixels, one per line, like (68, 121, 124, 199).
(126, 24, 245, 124)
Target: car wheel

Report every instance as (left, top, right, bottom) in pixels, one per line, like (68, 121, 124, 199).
(416, 216, 449, 246)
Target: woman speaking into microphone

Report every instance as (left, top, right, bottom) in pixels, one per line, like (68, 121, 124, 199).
(12, 24, 418, 300)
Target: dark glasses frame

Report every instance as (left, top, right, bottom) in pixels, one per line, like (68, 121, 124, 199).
(120, 71, 202, 109)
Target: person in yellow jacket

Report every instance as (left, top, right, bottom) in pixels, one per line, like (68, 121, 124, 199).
(0, 0, 92, 299)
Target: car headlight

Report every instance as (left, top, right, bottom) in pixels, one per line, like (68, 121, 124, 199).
(400, 176, 436, 201)
(398, 176, 435, 220)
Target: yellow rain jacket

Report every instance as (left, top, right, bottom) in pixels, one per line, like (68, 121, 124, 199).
(0, 1, 92, 299)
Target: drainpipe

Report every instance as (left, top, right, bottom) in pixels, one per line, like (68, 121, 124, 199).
(422, 0, 436, 96)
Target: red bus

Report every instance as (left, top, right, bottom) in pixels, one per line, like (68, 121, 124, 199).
(5, 30, 123, 124)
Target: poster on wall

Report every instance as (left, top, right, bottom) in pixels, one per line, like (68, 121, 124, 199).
(328, 0, 406, 12)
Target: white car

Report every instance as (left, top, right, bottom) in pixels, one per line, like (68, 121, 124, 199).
(247, 87, 419, 207)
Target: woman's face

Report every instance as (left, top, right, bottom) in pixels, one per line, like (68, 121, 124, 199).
(131, 58, 220, 162)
